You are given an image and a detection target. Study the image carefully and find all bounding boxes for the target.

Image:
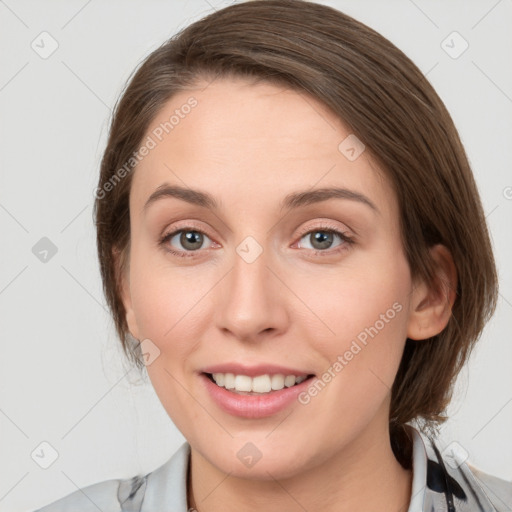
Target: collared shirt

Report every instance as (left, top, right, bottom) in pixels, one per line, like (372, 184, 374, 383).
(34, 426, 511, 511)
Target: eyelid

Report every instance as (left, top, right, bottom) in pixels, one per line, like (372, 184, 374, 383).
(160, 220, 213, 239)
(294, 219, 354, 240)
(160, 220, 351, 241)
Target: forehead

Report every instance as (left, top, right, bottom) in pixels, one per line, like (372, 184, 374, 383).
(131, 77, 393, 218)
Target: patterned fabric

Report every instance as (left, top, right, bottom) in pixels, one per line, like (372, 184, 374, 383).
(34, 426, 511, 511)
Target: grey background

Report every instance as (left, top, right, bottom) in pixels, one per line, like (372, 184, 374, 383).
(0, 0, 511, 510)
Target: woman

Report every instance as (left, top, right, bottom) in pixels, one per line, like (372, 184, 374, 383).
(35, 0, 511, 511)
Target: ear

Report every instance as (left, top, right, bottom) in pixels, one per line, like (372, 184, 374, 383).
(112, 246, 141, 341)
(407, 244, 458, 341)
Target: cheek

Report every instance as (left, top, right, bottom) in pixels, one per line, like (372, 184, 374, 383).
(294, 249, 411, 384)
(128, 245, 216, 366)
(128, 244, 175, 336)
(127, 254, 210, 430)
(302, 246, 409, 323)
(131, 284, 203, 353)
(290, 257, 411, 437)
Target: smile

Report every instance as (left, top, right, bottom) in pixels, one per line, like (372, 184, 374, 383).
(200, 370, 316, 418)
(206, 372, 310, 394)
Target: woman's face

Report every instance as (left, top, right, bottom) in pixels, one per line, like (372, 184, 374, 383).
(121, 77, 417, 479)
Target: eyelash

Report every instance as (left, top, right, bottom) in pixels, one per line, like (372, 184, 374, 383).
(158, 222, 355, 259)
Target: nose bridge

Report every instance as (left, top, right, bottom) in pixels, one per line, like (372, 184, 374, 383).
(214, 233, 287, 340)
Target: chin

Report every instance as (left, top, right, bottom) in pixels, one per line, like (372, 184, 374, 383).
(193, 434, 321, 481)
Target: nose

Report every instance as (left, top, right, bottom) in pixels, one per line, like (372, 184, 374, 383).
(214, 243, 289, 343)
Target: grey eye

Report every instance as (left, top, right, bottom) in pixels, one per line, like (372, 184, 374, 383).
(299, 230, 342, 251)
(170, 230, 210, 251)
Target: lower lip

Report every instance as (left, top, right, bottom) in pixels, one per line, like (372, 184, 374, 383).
(200, 373, 315, 419)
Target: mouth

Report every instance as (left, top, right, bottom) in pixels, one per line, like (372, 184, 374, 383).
(198, 363, 317, 418)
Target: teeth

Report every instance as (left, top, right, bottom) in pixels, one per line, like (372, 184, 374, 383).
(210, 373, 308, 393)
(284, 375, 296, 387)
(234, 375, 252, 392)
(224, 373, 235, 390)
(271, 374, 284, 390)
(214, 373, 225, 387)
(252, 374, 271, 393)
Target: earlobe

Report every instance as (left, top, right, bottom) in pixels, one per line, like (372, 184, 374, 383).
(407, 244, 458, 341)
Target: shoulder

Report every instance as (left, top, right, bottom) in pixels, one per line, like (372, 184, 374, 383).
(32, 442, 190, 512)
(405, 425, 512, 511)
(420, 431, 512, 512)
(466, 463, 512, 512)
(32, 475, 146, 512)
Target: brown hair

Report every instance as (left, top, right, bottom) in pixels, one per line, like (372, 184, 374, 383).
(93, 0, 498, 466)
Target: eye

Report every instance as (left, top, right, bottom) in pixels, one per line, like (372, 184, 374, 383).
(296, 224, 354, 255)
(159, 227, 214, 258)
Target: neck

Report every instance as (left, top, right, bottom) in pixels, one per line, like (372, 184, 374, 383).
(187, 423, 413, 512)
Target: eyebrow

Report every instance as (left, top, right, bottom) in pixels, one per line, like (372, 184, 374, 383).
(143, 184, 217, 213)
(281, 187, 378, 213)
(143, 184, 379, 214)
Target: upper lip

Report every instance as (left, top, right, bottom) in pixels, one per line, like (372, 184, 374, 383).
(200, 363, 314, 378)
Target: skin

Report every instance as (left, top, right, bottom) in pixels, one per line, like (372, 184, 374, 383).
(118, 77, 457, 512)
